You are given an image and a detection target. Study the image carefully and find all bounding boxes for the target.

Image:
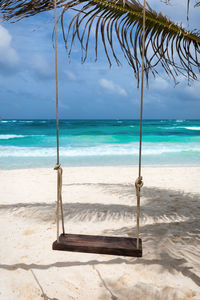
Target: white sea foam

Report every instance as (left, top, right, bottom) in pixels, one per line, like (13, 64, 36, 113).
(0, 120, 18, 123)
(158, 126, 176, 129)
(161, 126, 200, 131)
(0, 134, 26, 139)
(0, 144, 199, 157)
(0, 134, 45, 140)
(185, 127, 200, 131)
(19, 120, 33, 123)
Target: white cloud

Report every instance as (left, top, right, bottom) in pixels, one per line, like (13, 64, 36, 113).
(99, 78, 127, 96)
(0, 26, 19, 68)
(31, 54, 53, 79)
(65, 70, 77, 81)
(151, 76, 170, 90)
(60, 102, 70, 110)
(184, 76, 200, 99)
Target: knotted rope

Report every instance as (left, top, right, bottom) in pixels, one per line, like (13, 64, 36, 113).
(54, 164, 65, 241)
(135, 176, 143, 248)
(135, 0, 146, 249)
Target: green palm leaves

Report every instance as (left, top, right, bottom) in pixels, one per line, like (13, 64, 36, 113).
(0, 0, 199, 84)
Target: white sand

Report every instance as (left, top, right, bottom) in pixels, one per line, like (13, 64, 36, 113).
(0, 166, 200, 300)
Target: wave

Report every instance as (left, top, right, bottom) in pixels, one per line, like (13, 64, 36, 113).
(185, 127, 200, 131)
(158, 126, 200, 131)
(158, 126, 177, 129)
(18, 120, 34, 123)
(0, 144, 199, 157)
(0, 120, 38, 124)
(0, 120, 18, 123)
(0, 134, 26, 140)
(0, 134, 45, 140)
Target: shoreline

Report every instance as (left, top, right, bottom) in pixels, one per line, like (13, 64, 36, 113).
(1, 119, 200, 172)
(1, 164, 200, 171)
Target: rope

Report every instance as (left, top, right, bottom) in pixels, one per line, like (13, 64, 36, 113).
(54, 164, 65, 241)
(54, 0, 65, 242)
(54, 0, 59, 166)
(52, 0, 145, 248)
(135, 0, 146, 249)
(135, 176, 143, 249)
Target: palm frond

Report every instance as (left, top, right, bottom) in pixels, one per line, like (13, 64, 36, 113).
(0, 0, 199, 85)
(61, 0, 200, 84)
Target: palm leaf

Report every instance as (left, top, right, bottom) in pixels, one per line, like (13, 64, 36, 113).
(0, 0, 199, 85)
(60, 0, 200, 84)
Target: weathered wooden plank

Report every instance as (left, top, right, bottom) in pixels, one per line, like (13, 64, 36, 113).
(52, 234, 142, 257)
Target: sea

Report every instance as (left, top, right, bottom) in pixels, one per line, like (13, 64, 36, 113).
(0, 119, 200, 169)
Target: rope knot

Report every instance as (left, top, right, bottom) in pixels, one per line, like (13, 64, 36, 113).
(54, 163, 61, 170)
(135, 176, 144, 193)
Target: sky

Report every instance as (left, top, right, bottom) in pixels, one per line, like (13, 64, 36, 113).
(0, 0, 199, 119)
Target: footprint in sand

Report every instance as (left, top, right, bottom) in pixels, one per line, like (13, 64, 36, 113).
(23, 229, 35, 235)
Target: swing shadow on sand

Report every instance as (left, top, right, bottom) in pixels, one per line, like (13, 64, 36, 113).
(0, 184, 199, 225)
(0, 183, 200, 293)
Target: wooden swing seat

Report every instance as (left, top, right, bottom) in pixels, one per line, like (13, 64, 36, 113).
(53, 233, 142, 257)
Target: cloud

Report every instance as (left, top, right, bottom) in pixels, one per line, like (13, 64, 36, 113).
(0, 9, 199, 119)
(30, 54, 53, 80)
(99, 78, 127, 96)
(65, 70, 77, 81)
(151, 76, 170, 90)
(60, 101, 70, 110)
(0, 26, 19, 72)
(183, 77, 200, 100)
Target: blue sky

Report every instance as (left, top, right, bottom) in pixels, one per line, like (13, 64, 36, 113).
(0, 0, 199, 119)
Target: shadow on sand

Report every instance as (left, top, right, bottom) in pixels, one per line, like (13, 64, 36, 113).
(0, 183, 200, 295)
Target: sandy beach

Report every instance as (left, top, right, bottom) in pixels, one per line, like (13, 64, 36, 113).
(0, 166, 200, 299)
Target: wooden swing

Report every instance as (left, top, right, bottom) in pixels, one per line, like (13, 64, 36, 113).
(52, 0, 147, 257)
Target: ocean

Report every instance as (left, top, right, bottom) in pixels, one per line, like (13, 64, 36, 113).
(0, 119, 200, 169)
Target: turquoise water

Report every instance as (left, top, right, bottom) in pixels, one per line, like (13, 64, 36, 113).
(0, 119, 200, 169)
